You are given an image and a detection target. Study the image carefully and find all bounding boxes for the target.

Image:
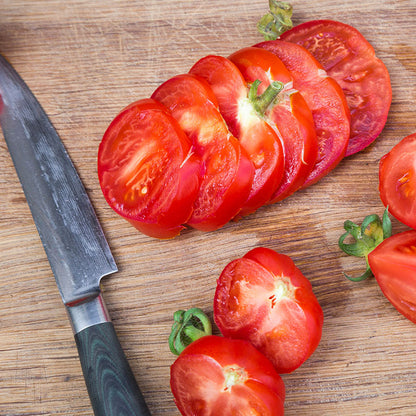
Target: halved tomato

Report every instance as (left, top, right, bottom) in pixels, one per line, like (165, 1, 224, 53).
(97, 98, 200, 239)
(281, 20, 391, 156)
(256, 40, 351, 188)
(189, 55, 284, 215)
(379, 133, 416, 230)
(214, 247, 323, 374)
(170, 335, 285, 416)
(228, 46, 318, 202)
(368, 230, 416, 324)
(152, 74, 254, 231)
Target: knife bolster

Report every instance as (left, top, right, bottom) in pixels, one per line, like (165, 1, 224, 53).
(66, 293, 111, 334)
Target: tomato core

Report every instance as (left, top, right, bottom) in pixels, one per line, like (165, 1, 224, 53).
(222, 365, 248, 392)
(269, 277, 294, 308)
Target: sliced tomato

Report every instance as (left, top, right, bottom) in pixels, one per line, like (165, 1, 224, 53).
(256, 40, 350, 188)
(379, 133, 416, 230)
(368, 230, 416, 324)
(280, 20, 391, 156)
(170, 335, 285, 416)
(97, 98, 200, 239)
(228, 47, 318, 202)
(214, 247, 323, 374)
(152, 74, 254, 231)
(189, 55, 284, 215)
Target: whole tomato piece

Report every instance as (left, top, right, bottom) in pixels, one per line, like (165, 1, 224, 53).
(170, 335, 285, 416)
(379, 133, 416, 230)
(368, 230, 416, 324)
(214, 247, 323, 373)
(280, 20, 391, 156)
(152, 74, 254, 231)
(97, 98, 200, 239)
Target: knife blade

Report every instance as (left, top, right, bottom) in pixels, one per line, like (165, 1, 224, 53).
(0, 54, 151, 416)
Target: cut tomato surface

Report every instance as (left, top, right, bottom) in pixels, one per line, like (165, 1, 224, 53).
(368, 230, 416, 324)
(189, 55, 284, 215)
(281, 20, 391, 156)
(379, 133, 416, 230)
(152, 74, 254, 231)
(97, 98, 200, 239)
(229, 47, 318, 201)
(256, 40, 350, 188)
(214, 247, 323, 373)
(170, 335, 285, 416)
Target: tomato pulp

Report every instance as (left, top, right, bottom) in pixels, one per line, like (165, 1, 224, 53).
(281, 20, 391, 156)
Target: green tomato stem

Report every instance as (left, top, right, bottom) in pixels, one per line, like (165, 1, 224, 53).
(257, 0, 293, 40)
(249, 79, 284, 117)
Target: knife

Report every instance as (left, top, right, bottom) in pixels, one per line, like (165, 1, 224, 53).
(0, 54, 151, 416)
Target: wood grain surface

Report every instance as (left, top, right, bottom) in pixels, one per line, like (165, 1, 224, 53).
(1, 0, 416, 415)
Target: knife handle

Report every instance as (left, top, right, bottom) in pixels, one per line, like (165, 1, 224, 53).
(68, 295, 152, 416)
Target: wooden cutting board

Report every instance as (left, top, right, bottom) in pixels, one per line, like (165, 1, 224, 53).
(1, 0, 416, 414)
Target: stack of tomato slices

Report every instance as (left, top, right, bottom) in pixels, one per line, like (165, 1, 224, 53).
(98, 20, 391, 239)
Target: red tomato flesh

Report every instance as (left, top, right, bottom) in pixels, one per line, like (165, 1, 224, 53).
(214, 247, 323, 373)
(281, 20, 392, 156)
(189, 55, 285, 215)
(228, 47, 318, 201)
(368, 230, 416, 324)
(97, 98, 200, 239)
(379, 133, 416, 230)
(152, 74, 254, 231)
(170, 335, 285, 416)
(256, 40, 350, 188)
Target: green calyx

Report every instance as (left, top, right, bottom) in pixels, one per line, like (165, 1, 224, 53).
(258, 0, 294, 40)
(169, 308, 212, 355)
(249, 79, 284, 117)
(338, 208, 392, 281)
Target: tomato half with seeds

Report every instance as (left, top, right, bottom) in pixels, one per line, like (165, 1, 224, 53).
(229, 47, 318, 202)
(98, 98, 200, 239)
(256, 40, 350, 188)
(170, 335, 285, 416)
(189, 55, 284, 216)
(379, 133, 416, 230)
(152, 74, 254, 231)
(368, 230, 416, 324)
(281, 20, 391, 156)
(214, 247, 323, 374)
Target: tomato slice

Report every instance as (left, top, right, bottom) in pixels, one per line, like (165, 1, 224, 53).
(228, 47, 318, 201)
(214, 247, 323, 374)
(152, 74, 254, 231)
(368, 230, 416, 324)
(280, 20, 392, 156)
(255, 40, 350, 188)
(170, 335, 285, 416)
(97, 98, 200, 239)
(379, 133, 416, 230)
(189, 55, 284, 215)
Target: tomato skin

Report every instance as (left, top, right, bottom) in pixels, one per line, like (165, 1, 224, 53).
(281, 20, 392, 156)
(379, 133, 416, 230)
(170, 335, 285, 416)
(151, 74, 255, 231)
(97, 98, 200, 239)
(189, 55, 285, 215)
(214, 247, 323, 374)
(255, 40, 350, 188)
(368, 230, 416, 324)
(228, 47, 318, 201)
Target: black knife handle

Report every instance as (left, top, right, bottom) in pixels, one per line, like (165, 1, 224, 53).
(75, 321, 152, 416)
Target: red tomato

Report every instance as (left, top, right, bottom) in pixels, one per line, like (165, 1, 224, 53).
(228, 47, 318, 202)
(214, 247, 323, 374)
(368, 230, 416, 324)
(170, 335, 285, 416)
(189, 55, 285, 215)
(97, 98, 200, 239)
(379, 133, 416, 230)
(152, 74, 254, 231)
(256, 40, 350, 188)
(280, 20, 392, 156)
